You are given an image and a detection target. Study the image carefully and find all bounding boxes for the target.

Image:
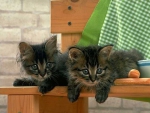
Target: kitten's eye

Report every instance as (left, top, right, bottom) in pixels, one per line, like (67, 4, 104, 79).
(31, 64, 38, 70)
(46, 62, 55, 68)
(82, 69, 89, 75)
(96, 68, 102, 74)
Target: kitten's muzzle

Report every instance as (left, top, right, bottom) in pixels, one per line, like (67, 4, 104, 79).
(40, 71, 46, 77)
(89, 75, 97, 82)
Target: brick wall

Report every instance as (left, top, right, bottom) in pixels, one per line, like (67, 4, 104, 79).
(0, 0, 150, 113)
(0, 0, 51, 112)
(89, 97, 150, 113)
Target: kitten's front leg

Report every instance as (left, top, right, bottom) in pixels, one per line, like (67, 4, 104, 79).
(67, 80, 80, 102)
(38, 78, 56, 94)
(95, 72, 117, 103)
(95, 85, 111, 103)
(13, 78, 36, 86)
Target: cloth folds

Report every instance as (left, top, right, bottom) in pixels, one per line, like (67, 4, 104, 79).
(77, 0, 111, 46)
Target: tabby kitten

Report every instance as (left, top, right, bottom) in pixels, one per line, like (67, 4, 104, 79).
(107, 49, 144, 78)
(39, 51, 69, 94)
(13, 35, 68, 93)
(67, 45, 144, 103)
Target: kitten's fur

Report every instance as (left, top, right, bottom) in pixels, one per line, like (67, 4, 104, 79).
(13, 36, 68, 93)
(39, 51, 69, 94)
(107, 49, 144, 78)
(67, 45, 144, 103)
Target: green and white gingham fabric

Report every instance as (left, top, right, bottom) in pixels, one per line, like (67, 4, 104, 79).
(98, 0, 150, 59)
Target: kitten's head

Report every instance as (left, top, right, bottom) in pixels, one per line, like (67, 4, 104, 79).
(68, 45, 113, 88)
(18, 35, 58, 81)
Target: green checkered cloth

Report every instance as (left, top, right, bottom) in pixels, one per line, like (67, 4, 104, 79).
(98, 0, 150, 59)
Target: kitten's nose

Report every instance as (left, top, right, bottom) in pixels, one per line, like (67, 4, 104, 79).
(40, 71, 46, 77)
(90, 75, 97, 82)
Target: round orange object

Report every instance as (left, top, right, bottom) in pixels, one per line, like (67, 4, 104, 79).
(128, 69, 140, 78)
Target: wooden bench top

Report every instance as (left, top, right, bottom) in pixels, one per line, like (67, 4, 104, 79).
(1, 78, 150, 98)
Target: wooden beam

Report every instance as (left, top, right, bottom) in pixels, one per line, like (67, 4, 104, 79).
(61, 33, 81, 52)
(0, 86, 148, 97)
(51, 0, 98, 33)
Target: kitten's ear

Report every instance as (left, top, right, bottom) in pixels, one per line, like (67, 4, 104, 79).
(99, 45, 113, 58)
(45, 35, 57, 56)
(45, 35, 57, 49)
(19, 42, 33, 55)
(69, 47, 84, 61)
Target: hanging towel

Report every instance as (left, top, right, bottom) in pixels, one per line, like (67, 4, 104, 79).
(98, 0, 150, 59)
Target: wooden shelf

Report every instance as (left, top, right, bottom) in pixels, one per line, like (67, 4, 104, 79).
(1, 78, 150, 98)
(1, 80, 150, 113)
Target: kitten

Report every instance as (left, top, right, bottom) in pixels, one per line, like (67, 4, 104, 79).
(107, 49, 144, 78)
(67, 45, 144, 103)
(13, 35, 68, 93)
(39, 51, 69, 94)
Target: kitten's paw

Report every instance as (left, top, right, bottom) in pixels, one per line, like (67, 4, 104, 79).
(95, 91, 108, 103)
(68, 90, 79, 102)
(68, 94, 78, 102)
(13, 79, 24, 86)
(38, 84, 54, 94)
(13, 78, 36, 86)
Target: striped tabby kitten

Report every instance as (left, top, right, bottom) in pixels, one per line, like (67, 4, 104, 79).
(67, 45, 143, 103)
(13, 36, 68, 93)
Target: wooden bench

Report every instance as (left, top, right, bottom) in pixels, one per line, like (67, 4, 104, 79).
(1, 0, 150, 113)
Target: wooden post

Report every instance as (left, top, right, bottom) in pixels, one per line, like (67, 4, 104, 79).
(39, 96, 88, 113)
(7, 94, 88, 113)
(61, 33, 81, 52)
(8, 95, 39, 113)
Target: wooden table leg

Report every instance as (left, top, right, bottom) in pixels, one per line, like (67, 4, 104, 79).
(7, 95, 88, 113)
(39, 96, 88, 113)
(8, 95, 39, 113)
